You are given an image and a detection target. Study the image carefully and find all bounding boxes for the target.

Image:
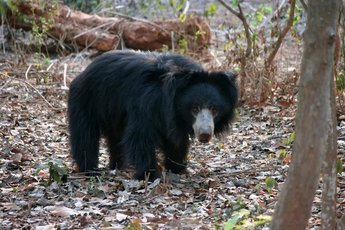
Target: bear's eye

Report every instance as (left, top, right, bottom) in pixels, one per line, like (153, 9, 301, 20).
(210, 107, 218, 116)
(191, 106, 199, 115)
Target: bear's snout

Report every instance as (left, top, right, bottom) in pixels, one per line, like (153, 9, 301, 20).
(198, 132, 212, 143)
(193, 109, 214, 143)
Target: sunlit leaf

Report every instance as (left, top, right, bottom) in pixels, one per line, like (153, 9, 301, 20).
(265, 177, 277, 191)
(224, 209, 250, 230)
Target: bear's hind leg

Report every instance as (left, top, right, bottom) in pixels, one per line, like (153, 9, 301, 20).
(69, 116, 100, 172)
(106, 130, 125, 170)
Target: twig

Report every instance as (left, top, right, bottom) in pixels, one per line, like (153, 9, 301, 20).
(237, 3, 252, 58)
(0, 78, 12, 91)
(46, 61, 55, 71)
(2, 70, 82, 75)
(266, 0, 287, 24)
(62, 63, 69, 90)
(182, 1, 190, 15)
(217, 0, 240, 16)
(118, 33, 126, 50)
(1, 15, 5, 54)
(20, 79, 64, 110)
(221, 166, 280, 177)
(73, 21, 116, 39)
(167, 157, 187, 168)
(25, 64, 32, 80)
(111, 12, 171, 36)
(171, 31, 175, 52)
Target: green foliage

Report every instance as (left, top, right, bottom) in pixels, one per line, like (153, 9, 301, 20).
(251, 215, 272, 226)
(136, 1, 164, 18)
(31, 15, 54, 49)
(5, 0, 57, 52)
(265, 177, 277, 192)
(223, 40, 233, 52)
(88, 175, 106, 197)
(49, 162, 68, 184)
(223, 201, 272, 230)
(240, 215, 272, 228)
(337, 159, 343, 174)
(255, 5, 272, 23)
(336, 71, 345, 91)
(277, 149, 288, 159)
(169, 0, 186, 13)
(241, 3, 273, 27)
(0, 0, 17, 15)
(33, 52, 51, 66)
(293, 3, 303, 26)
(204, 2, 218, 18)
(178, 38, 188, 54)
(63, 0, 101, 13)
(195, 29, 206, 38)
(178, 12, 186, 22)
(160, 44, 170, 52)
(125, 219, 142, 230)
(124, 0, 189, 21)
(35, 159, 68, 185)
(167, 0, 188, 20)
(231, 0, 238, 6)
(154, 0, 165, 11)
(282, 132, 295, 146)
(219, 197, 248, 229)
(224, 209, 250, 230)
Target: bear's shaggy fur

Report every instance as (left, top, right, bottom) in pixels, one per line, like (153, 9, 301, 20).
(68, 50, 238, 179)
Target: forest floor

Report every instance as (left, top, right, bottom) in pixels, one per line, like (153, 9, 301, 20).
(0, 52, 344, 230)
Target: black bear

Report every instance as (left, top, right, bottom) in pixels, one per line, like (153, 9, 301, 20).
(68, 50, 238, 180)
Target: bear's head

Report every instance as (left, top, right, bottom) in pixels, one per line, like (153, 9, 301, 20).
(173, 71, 238, 142)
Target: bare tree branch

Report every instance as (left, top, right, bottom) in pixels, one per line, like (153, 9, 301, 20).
(217, 0, 240, 17)
(217, 0, 252, 58)
(265, 0, 296, 68)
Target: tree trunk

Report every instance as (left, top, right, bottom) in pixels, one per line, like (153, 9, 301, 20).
(321, 76, 338, 230)
(320, 4, 341, 229)
(271, 0, 339, 229)
(5, 1, 211, 52)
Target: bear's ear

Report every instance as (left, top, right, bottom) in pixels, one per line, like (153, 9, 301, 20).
(209, 71, 238, 85)
(223, 71, 238, 82)
(162, 71, 192, 102)
(209, 71, 239, 104)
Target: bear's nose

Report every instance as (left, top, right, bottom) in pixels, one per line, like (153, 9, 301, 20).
(198, 133, 212, 143)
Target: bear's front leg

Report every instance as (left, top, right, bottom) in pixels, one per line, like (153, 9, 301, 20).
(162, 136, 190, 174)
(121, 123, 159, 180)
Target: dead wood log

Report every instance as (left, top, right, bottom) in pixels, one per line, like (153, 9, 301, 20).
(5, 2, 211, 52)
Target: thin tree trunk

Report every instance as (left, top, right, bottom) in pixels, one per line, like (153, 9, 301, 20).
(321, 4, 342, 229)
(271, 0, 339, 229)
(321, 79, 338, 230)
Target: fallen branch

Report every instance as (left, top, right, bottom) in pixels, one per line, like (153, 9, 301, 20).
(4, 2, 211, 52)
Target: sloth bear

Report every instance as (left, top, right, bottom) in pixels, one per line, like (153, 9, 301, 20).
(68, 50, 238, 180)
